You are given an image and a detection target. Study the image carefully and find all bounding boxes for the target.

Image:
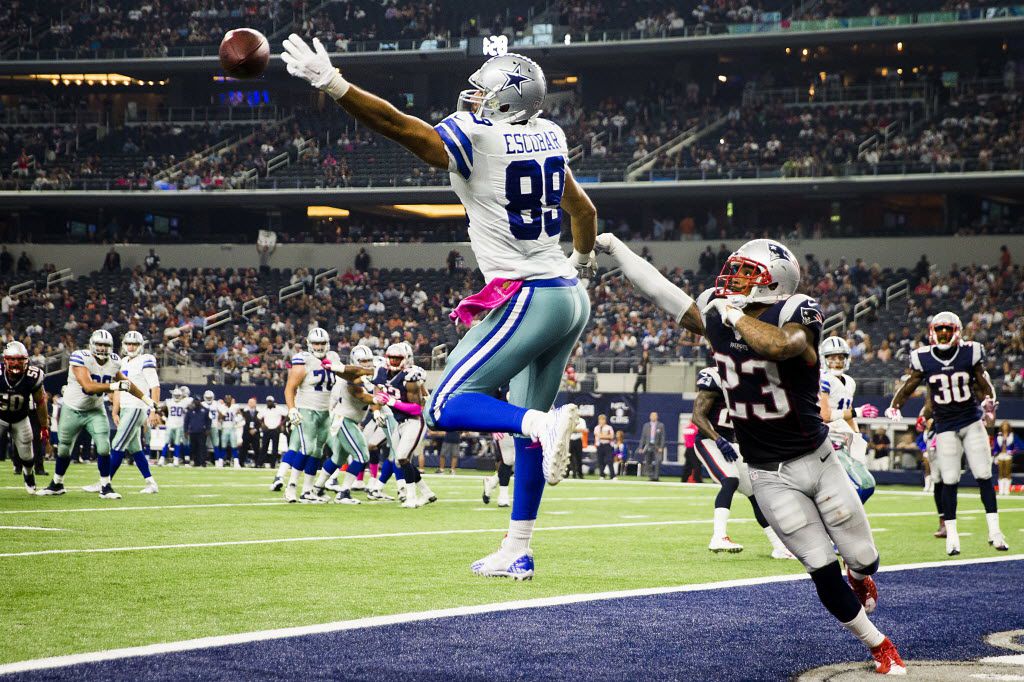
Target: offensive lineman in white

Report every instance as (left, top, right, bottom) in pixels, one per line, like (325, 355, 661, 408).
(282, 38, 596, 578)
(83, 330, 161, 493)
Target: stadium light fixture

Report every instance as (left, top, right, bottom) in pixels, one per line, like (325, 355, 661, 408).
(897, 42, 904, 51)
(306, 206, 350, 218)
(717, 75, 727, 83)
(801, 48, 808, 57)
(785, 47, 791, 54)
(391, 204, 467, 219)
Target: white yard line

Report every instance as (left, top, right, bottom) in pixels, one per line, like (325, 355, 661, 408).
(0, 553, 1019, 676)
(1, 507, 1020, 559)
(0, 526, 68, 532)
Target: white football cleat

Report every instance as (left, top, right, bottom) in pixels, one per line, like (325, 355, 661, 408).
(471, 544, 535, 580)
(401, 486, 421, 508)
(24, 484, 36, 495)
(539, 404, 579, 486)
(770, 547, 797, 560)
(139, 482, 159, 494)
(81, 481, 102, 493)
(269, 476, 283, 492)
(417, 481, 437, 504)
(284, 484, 297, 503)
(946, 532, 961, 557)
(325, 477, 344, 493)
(497, 489, 511, 507)
(482, 475, 497, 504)
(157, 456, 167, 467)
(333, 490, 361, 504)
(233, 461, 242, 470)
(215, 460, 224, 468)
(299, 490, 325, 504)
(989, 532, 1009, 551)
(708, 536, 744, 553)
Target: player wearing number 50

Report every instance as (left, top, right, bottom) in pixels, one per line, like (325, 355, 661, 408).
(887, 311, 1007, 556)
(282, 37, 597, 577)
(38, 329, 156, 500)
(596, 235, 905, 675)
(0, 342, 49, 494)
(272, 327, 341, 503)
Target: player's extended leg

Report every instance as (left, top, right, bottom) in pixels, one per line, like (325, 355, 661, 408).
(278, 420, 309, 502)
(751, 446, 904, 674)
(227, 429, 241, 469)
(82, 409, 118, 500)
(394, 420, 431, 508)
(319, 417, 368, 504)
(112, 408, 158, 494)
(299, 412, 330, 503)
(472, 287, 590, 579)
(934, 430, 964, 555)
(428, 283, 590, 488)
(962, 421, 1007, 550)
(39, 408, 88, 495)
(3, 419, 37, 493)
(694, 438, 743, 553)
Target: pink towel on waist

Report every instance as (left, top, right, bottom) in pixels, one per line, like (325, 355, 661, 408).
(449, 278, 523, 326)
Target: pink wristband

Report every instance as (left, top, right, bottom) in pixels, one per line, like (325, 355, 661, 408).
(392, 400, 423, 417)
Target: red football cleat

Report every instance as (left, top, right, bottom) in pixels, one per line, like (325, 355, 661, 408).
(871, 637, 906, 675)
(934, 520, 947, 538)
(848, 570, 878, 614)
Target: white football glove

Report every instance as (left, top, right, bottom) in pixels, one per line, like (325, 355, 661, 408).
(594, 232, 622, 256)
(373, 408, 390, 427)
(884, 406, 903, 422)
(568, 249, 597, 280)
(280, 34, 349, 99)
(702, 298, 744, 327)
(288, 408, 302, 426)
(109, 380, 131, 393)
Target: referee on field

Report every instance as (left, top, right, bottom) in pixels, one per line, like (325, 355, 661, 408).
(594, 414, 615, 479)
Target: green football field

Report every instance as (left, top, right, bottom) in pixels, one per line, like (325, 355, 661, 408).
(1, 465, 1021, 666)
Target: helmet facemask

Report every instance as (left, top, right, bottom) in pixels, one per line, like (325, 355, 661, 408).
(3, 352, 27, 378)
(91, 341, 112, 362)
(824, 353, 850, 373)
(123, 341, 142, 359)
(714, 256, 775, 308)
(929, 323, 960, 351)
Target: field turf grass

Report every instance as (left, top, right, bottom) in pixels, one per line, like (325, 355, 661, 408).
(1, 464, 1022, 666)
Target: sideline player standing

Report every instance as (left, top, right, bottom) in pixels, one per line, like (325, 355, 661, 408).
(0, 342, 48, 493)
(597, 235, 905, 675)
(38, 330, 155, 499)
(887, 311, 1007, 555)
(282, 38, 596, 577)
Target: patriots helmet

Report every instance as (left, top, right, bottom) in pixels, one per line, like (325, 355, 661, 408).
(715, 239, 800, 308)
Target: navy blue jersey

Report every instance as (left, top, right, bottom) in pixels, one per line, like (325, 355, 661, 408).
(910, 342, 984, 433)
(695, 367, 735, 443)
(0, 365, 43, 423)
(372, 365, 426, 423)
(700, 290, 830, 465)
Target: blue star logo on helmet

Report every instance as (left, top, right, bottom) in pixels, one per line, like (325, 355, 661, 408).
(767, 243, 792, 261)
(498, 63, 533, 96)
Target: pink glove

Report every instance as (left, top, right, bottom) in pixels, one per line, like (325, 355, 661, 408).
(373, 391, 395, 407)
(856, 404, 878, 419)
(320, 357, 332, 370)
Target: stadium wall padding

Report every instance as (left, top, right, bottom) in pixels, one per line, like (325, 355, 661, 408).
(14, 235, 1024, 274)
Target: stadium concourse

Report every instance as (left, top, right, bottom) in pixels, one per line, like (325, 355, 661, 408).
(3, 0, 1024, 679)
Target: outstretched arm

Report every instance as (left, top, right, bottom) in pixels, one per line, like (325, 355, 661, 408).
(595, 233, 702, 335)
(733, 319, 814, 363)
(281, 35, 448, 170)
(562, 170, 597, 256)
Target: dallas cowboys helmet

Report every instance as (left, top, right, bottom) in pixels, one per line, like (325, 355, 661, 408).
(349, 345, 374, 368)
(89, 329, 114, 361)
(819, 336, 852, 374)
(458, 53, 547, 124)
(715, 239, 801, 307)
(121, 330, 145, 358)
(307, 327, 330, 359)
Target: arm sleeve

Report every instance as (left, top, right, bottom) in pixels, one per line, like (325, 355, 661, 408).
(609, 241, 693, 322)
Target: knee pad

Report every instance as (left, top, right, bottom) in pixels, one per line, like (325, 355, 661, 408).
(815, 486, 854, 527)
(852, 555, 880, 577)
(769, 492, 810, 536)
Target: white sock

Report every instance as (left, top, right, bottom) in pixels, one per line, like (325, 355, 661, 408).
(276, 462, 290, 479)
(287, 468, 301, 487)
(100, 476, 110, 485)
(498, 485, 510, 499)
(341, 472, 356, 492)
(417, 480, 432, 495)
(327, 471, 340, 486)
(302, 473, 316, 494)
(506, 519, 535, 553)
(53, 473, 64, 484)
(986, 512, 1002, 536)
(520, 409, 549, 439)
(763, 526, 787, 553)
(713, 507, 730, 539)
(397, 479, 406, 493)
(314, 470, 329, 489)
(841, 608, 885, 649)
(144, 476, 155, 485)
(946, 519, 958, 538)
(485, 473, 499, 488)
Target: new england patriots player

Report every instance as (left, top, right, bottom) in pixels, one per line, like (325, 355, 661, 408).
(819, 336, 878, 503)
(887, 311, 1007, 555)
(691, 366, 794, 558)
(283, 37, 596, 577)
(597, 235, 905, 675)
(0, 342, 49, 494)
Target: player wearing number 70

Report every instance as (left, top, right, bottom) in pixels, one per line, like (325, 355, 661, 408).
(272, 327, 344, 503)
(594, 235, 906, 675)
(886, 311, 1007, 556)
(282, 37, 597, 577)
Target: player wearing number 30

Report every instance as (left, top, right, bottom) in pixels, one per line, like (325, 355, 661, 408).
(887, 311, 1006, 555)
(38, 329, 156, 499)
(271, 327, 341, 503)
(596, 235, 905, 675)
(282, 36, 597, 578)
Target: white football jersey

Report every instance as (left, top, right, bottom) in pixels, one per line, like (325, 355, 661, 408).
(165, 397, 187, 428)
(65, 350, 121, 411)
(435, 111, 576, 282)
(820, 371, 857, 434)
(201, 399, 221, 427)
(118, 353, 159, 410)
(331, 375, 374, 423)
(291, 350, 342, 411)
(218, 402, 240, 426)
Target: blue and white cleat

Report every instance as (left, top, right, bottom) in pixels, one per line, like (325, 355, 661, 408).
(471, 547, 535, 580)
(540, 404, 579, 486)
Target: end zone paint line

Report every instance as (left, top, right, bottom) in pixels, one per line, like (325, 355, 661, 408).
(0, 553, 1020, 677)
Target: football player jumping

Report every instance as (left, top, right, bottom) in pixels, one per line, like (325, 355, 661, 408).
(887, 312, 1007, 555)
(597, 235, 905, 675)
(283, 38, 596, 578)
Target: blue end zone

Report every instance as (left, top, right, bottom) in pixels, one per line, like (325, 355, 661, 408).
(6, 561, 1023, 681)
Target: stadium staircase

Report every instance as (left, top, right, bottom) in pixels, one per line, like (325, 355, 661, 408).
(625, 114, 729, 181)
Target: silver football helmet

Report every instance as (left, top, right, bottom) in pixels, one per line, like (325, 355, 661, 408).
(89, 329, 114, 362)
(458, 53, 547, 124)
(819, 336, 851, 374)
(715, 239, 800, 307)
(307, 327, 330, 359)
(121, 330, 145, 358)
(929, 311, 962, 351)
(2, 341, 29, 377)
(349, 344, 374, 369)
(384, 343, 409, 374)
